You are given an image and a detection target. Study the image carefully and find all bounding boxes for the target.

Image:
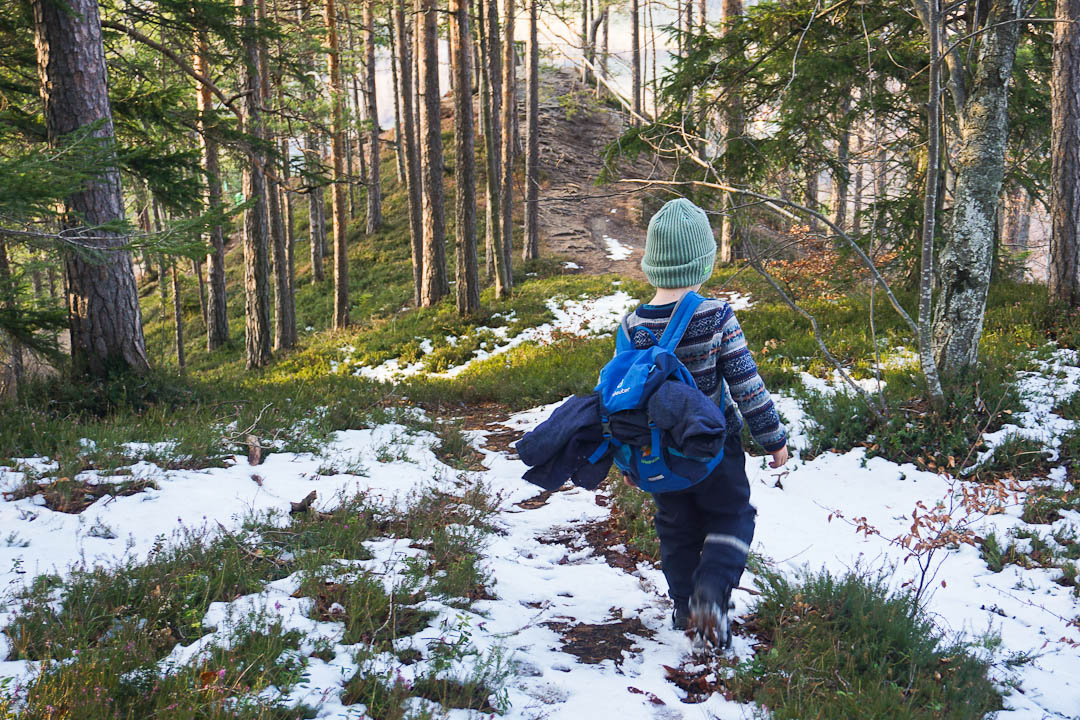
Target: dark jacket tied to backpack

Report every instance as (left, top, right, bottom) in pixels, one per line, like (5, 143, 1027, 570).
(517, 292, 729, 493)
(516, 381, 728, 491)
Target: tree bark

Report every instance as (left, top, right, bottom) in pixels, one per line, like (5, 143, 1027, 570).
(255, 0, 295, 352)
(831, 92, 852, 232)
(195, 32, 229, 351)
(523, 0, 540, 262)
(501, 0, 517, 287)
(1050, 0, 1080, 306)
(483, 0, 509, 296)
(0, 239, 22, 391)
(389, 17, 407, 185)
(31, 0, 149, 376)
(852, 130, 864, 238)
(451, 0, 480, 314)
(930, 0, 1023, 374)
(918, 0, 946, 407)
(364, 0, 383, 234)
(718, 0, 744, 264)
(238, 0, 273, 367)
(171, 263, 185, 370)
(326, 0, 350, 328)
(419, 0, 449, 305)
(631, 0, 641, 123)
(395, 0, 424, 305)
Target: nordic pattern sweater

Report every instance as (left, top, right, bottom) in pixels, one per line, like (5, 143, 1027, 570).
(625, 297, 788, 453)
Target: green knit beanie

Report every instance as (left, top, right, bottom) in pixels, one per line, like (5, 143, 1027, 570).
(641, 198, 716, 288)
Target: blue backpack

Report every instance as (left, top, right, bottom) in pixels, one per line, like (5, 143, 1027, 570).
(588, 292, 726, 493)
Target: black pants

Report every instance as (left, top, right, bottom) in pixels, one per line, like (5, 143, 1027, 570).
(652, 432, 756, 603)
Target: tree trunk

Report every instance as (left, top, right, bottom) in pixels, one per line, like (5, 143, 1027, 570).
(631, 0, 641, 123)
(601, 8, 609, 80)
(1050, 0, 1080, 306)
(918, 0, 946, 407)
(0, 239, 22, 391)
(718, 0, 744, 263)
(389, 18, 407, 185)
(192, 258, 207, 327)
(171, 263, 185, 370)
(195, 32, 229, 351)
(451, 0, 480, 314)
(364, 0, 383, 234)
(395, 0, 424, 305)
(930, 0, 1023, 374)
(256, 0, 295, 352)
(31, 0, 149, 376)
(419, 0, 449, 306)
(481, 0, 508, 296)
(852, 131, 864, 238)
(831, 92, 852, 232)
(523, 0, 540, 262)
(325, 0, 350, 328)
(238, 0, 273, 367)
(500, 0, 517, 287)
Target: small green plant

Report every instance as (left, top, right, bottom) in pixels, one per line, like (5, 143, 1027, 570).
(727, 566, 1003, 719)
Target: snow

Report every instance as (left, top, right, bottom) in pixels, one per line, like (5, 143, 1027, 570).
(334, 292, 640, 382)
(2, 349, 1079, 718)
(603, 235, 634, 261)
(562, 261, 581, 270)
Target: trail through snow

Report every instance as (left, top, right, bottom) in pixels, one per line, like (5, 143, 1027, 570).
(1, 351, 1079, 718)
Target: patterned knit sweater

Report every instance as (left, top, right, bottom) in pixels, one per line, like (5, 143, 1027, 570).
(625, 297, 787, 452)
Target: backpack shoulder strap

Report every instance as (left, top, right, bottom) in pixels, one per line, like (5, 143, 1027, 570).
(659, 292, 705, 351)
(616, 311, 635, 352)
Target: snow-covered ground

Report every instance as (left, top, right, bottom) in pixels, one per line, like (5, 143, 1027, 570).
(2, 349, 1078, 718)
(333, 292, 641, 383)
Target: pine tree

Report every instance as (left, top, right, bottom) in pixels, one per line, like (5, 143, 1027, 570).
(1051, 0, 1080, 306)
(364, 0, 382, 233)
(450, 0, 479, 314)
(418, 0, 449, 305)
(325, 0, 350, 328)
(32, 0, 150, 376)
(523, 0, 540, 262)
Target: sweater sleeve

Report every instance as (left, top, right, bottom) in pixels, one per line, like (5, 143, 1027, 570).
(716, 304, 787, 452)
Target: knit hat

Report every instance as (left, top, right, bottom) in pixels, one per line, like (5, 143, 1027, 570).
(641, 198, 716, 288)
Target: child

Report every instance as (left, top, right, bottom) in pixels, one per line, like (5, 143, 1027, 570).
(626, 198, 788, 647)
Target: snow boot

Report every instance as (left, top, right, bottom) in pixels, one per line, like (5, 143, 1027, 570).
(672, 597, 690, 631)
(688, 584, 733, 650)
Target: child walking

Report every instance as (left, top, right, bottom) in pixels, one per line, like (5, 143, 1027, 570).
(626, 198, 788, 647)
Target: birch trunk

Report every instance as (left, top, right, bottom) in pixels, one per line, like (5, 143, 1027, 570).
(930, 0, 1023, 374)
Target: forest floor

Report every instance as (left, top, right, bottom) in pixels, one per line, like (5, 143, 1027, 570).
(2, 70, 1080, 720)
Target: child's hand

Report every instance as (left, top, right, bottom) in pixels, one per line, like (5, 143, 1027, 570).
(622, 473, 635, 488)
(769, 445, 790, 468)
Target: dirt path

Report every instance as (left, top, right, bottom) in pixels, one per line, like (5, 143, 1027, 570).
(535, 69, 666, 280)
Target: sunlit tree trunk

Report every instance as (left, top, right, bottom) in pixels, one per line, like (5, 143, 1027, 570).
(396, 0, 424, 304)
(500, 0, 516, 288)
(364, 0, 382, 233)
(325, 0, 350, 328)
(237, 0, 273, 366)
(31, 0, 149, 376)
(1050, 0, 1080, 305)
(929, 0, 1023, 374)
(523, 0, 540, 262)
(631, 0, 641, 123)
(451, 0, 480, 314)
(389, 19, 406, 185)
(419, 0, 449, 305)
